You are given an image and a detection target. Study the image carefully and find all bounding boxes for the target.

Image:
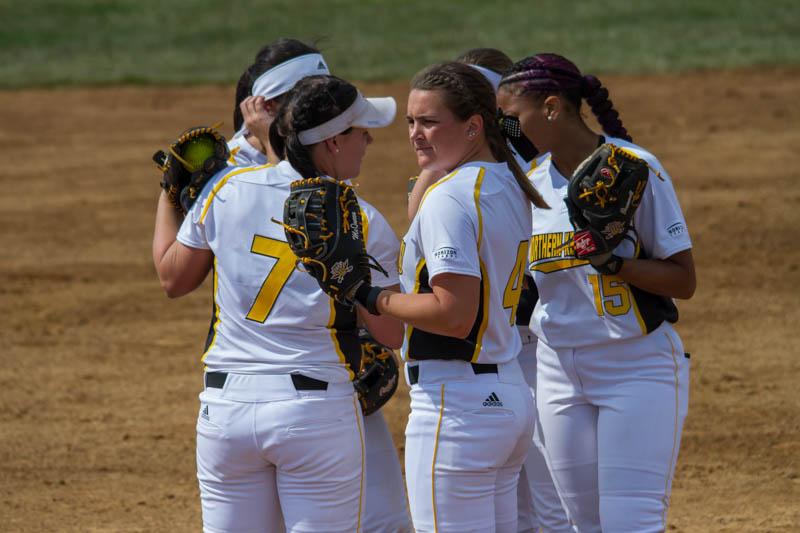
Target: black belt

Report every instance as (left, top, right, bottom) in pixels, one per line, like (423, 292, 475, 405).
(407, 363, 498, 385)
(204, 372, 328, 391)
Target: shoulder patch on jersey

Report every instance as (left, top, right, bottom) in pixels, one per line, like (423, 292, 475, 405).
(666, 222, 687, 238)
(433, 246, 458, 260)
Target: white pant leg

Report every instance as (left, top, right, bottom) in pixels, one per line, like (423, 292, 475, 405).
(537, 324, 691, 533)
(536, 341, 602, 533)
(517, 338, 573, 533)
(405, 360, 534, 533)
(196, 375, 364, 533)
(197, 393, 284, 533)
(362, 411, 414, 533)
(586, 326, 690, 533)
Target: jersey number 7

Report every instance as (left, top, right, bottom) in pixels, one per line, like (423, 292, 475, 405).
(245, 235, 296, 323)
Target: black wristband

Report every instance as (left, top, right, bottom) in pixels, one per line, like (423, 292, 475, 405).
(592, 254, 624, 275)
(354, 283, 383, 315)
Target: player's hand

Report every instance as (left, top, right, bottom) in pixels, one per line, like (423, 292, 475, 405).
(240, 95, 271, 151)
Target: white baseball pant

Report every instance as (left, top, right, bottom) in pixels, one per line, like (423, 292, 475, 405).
(404, 358, 534, 533)
(536, 322, 690, 533)
(196, 372, 365, 533)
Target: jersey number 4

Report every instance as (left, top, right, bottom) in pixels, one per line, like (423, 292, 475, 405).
(245, 235, 296, 323)
(503, 240, 529, 325)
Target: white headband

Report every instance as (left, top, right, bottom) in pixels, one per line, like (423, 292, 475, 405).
(233, 53, 330, 139)
(469, 64, 502, 91)
(251, 53, 330, 100)
(298, 92, 396, 145)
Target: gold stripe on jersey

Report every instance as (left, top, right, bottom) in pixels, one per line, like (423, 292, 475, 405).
(200, 164, 273, 223)
(327, 299, 356, 380)
(360, 207, 370, 244)
(227, 146, 241, 164)
(473, 167, 486, 250)
(529, 231, 589, 273)
(201, 257, 221, 367)
(397, 240, 406, 275)
(630, 293, 647, 334)
(403, 258, 427, 355)
(417, 169, 458, 212)
(470, 171, 489, 362)
(471, 259, 491, 363)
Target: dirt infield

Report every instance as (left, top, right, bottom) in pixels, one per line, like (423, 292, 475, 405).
(1, 69, 798, 532)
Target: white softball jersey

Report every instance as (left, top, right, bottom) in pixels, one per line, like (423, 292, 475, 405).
(177, 160, 399, 383)
(227, 135, 268, 166)
(528, 138, 692, 348)
(399, 161, 532, 364)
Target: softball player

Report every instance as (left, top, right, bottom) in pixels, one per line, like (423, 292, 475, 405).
(359, 61, 545, 533)
(406, 48, 571, 533)
(497, 53, 696, 532)
(226, 39, 414, 532)
(152, 75, 402, 533)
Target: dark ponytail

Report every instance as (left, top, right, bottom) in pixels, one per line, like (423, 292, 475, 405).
(411, 62, 548, 209)
(270, 75, 358, 178)
(581, 75, 631, 141)
(500, 53, 632, 142)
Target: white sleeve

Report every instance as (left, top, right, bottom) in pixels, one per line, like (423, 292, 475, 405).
(634, 165, 692, 260)
(363, 207, 400, 288)
(418, 191, 481, 281)
(175, 171, 228, 251)
(227, 137, 268, 167)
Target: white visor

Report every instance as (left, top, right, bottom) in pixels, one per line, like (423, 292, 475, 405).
(297, 92, 396, 145)
(469, 64, 502, 91)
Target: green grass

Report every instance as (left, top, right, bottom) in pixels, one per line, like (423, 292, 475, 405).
(1, 0, 798, 88)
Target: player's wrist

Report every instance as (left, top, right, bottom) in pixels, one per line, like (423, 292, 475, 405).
(591, 254, 624, 275)
(354, 283, 383, 315)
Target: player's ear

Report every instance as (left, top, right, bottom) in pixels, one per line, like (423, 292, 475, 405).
(543, 95, 561, 122)
(466, 114, 483, 140)
(264, 98, 281, 118)
(323, 136, 340, 154)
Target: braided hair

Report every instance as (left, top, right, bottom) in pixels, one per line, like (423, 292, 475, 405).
(499, 53, 631, 142)
(232, 38, 321, 132)
(269, 75, 357, 178)
(411, 62, 547, 208)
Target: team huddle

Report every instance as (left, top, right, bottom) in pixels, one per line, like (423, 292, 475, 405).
(152, 39, 696, 533)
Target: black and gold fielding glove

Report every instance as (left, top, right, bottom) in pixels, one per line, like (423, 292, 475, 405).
(279, 177, 387, 309)
(353, 332, 399, 416)
(153, 125, 230, 214)
(566, 143, 650, 275)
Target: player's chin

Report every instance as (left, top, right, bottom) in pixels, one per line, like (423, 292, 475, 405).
(415, 150, 436, 170)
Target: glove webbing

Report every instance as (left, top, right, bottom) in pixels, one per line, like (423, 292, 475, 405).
(577, 145, 664, 209)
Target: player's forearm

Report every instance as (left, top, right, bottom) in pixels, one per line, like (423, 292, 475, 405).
(617, 249, 696, 299)
(152, 191, 182, 268)
(374, 290, 477, 338)
(358, 284, 404, 348)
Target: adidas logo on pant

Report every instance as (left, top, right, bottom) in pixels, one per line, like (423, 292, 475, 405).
(483, 392, 503, 407)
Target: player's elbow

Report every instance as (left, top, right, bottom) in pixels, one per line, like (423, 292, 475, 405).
(160, 278, 187, 298)
(675, 277, 696, 300)
(439, 313, 476, 339)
